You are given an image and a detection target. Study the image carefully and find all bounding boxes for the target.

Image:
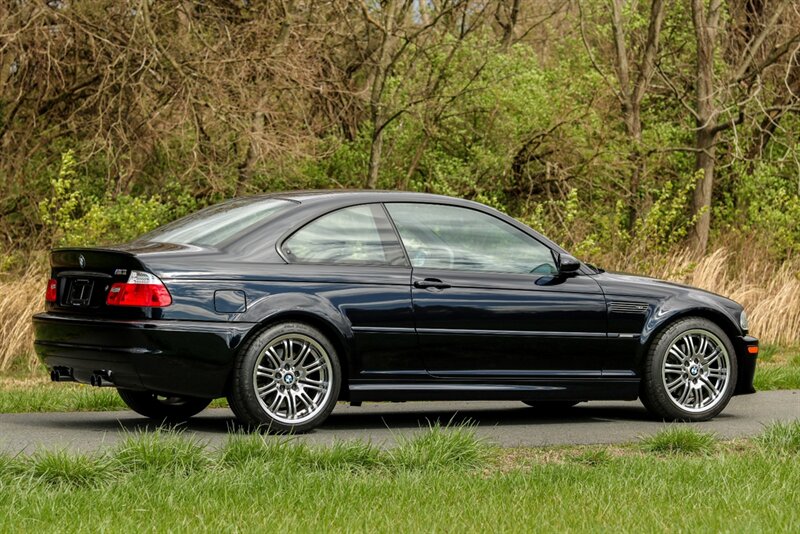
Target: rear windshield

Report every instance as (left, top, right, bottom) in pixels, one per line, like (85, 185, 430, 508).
(139, 197, 294, 247)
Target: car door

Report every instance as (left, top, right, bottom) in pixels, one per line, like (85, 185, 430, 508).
(279, 203, 418, 380)
(384, 202, 608, 378)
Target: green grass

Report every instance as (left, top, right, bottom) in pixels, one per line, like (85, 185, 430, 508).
(758, 344, 781, 362)
(568, 448, 613, 466)
(24, 451, 114, 488)
(389, 421, 491, 470)
(0, 380, 228, 413)
(0, 381, 126, 413)
(112, 430, 211, 474)
(220, 432, 385, 472)
(755, 421, 800, 454)
(0, 425, 798, 532)
(754, 345, 800, 390)
(639, 427, 717, 455)
(754, 365, 800, 390)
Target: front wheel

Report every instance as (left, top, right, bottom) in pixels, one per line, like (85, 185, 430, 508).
(227, 322, 341, 433)
(117, 389, 211, 423)
(640, 317, 738, 422)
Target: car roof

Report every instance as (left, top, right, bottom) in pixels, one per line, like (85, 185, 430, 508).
(269, 189, 475, 206)
(257, 190, 568, 255)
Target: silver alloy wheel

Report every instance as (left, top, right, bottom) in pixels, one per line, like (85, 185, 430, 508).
(661, 328, 731, 413)
(252, 333, 333, 425)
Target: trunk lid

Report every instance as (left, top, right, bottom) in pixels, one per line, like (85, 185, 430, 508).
(49, 248, 148, 314)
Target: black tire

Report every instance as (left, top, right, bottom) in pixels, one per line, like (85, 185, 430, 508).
(640, 317, 738, 422)
(522, 401, 581, 410)
(227, 322, 341, 433)
(117, 389, 211, 423)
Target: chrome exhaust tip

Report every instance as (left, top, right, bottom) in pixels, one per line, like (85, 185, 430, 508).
(50, 366, 75, 382)
(90, 370, 114, 387)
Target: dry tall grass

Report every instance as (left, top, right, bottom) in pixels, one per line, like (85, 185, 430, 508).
(0, 247, 798, 374)
(610, 247, 800, 346)
(0, 265, 45, 372)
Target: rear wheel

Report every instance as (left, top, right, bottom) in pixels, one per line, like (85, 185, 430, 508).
(640, 317, 737, 421)
(117, 389, 211, 423)
(522, 401, 580, 411)
(227, 322, 341, 433)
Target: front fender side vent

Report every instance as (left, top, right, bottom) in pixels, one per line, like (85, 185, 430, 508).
(608, 301, 649, 314)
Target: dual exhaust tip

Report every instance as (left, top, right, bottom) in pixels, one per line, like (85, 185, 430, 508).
(50, 367, 114, 387)
(90, 370, 113, 387)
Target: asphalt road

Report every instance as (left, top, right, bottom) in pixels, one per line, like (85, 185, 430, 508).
(1, 390, 798, 453)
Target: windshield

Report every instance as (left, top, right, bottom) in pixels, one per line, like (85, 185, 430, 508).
(139, 197, 294, 247)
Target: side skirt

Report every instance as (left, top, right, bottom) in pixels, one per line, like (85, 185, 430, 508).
(347, 379, 640, 402)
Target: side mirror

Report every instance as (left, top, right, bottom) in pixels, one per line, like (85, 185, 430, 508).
(557, 253, 581, 275)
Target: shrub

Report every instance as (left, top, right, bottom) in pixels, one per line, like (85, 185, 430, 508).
(38, 150, 195, 248)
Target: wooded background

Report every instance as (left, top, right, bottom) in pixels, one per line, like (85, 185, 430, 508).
(1, 0, 799, 270)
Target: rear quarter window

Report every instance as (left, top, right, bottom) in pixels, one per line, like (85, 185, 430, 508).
(140, 198, 294, 247)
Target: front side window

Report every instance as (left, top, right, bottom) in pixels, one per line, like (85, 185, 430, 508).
(283, 204, 405, 266)
(385, 203, 557, 275)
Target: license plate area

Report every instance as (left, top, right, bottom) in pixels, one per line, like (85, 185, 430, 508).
(66, 278, 94, 307)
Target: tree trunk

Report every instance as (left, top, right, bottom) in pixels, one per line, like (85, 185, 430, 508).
(689, 0, 722, 255)
(497, 0, 521, 50)
(365, 0, 401, 189)
(367, 128, 384, 190)
(237, 107, 267, 196)
(691, 128, 716, 253)
(608, 0, 664, 230)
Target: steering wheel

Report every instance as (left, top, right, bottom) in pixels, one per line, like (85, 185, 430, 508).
(412, 246, 455, 268)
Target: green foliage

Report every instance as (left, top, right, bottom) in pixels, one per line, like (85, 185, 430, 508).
(6, 14, 800, 262)
(736, 162, 800, 257)
(38, 150, 198, 248)
(632, 173, 700, 252)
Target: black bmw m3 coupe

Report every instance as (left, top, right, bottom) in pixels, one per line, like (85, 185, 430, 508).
(33, 191, 759, 432)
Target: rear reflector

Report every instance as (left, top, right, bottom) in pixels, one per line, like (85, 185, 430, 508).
(747, 345, 759, 355)
(106, 270, 172, 307)
(45, 278, 57, 302)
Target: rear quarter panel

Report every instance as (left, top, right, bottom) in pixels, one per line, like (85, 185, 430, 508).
(156, 264, 418, 382)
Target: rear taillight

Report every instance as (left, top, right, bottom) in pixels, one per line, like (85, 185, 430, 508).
(106, 270, 172, 307)
(45, 278, 57, 302)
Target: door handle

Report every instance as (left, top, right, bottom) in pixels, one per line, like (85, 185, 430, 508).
(413, 278, 451, 290)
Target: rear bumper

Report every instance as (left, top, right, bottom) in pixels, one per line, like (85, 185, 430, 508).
(733, 335, 758, 395)
(32, 313, 255, 398)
